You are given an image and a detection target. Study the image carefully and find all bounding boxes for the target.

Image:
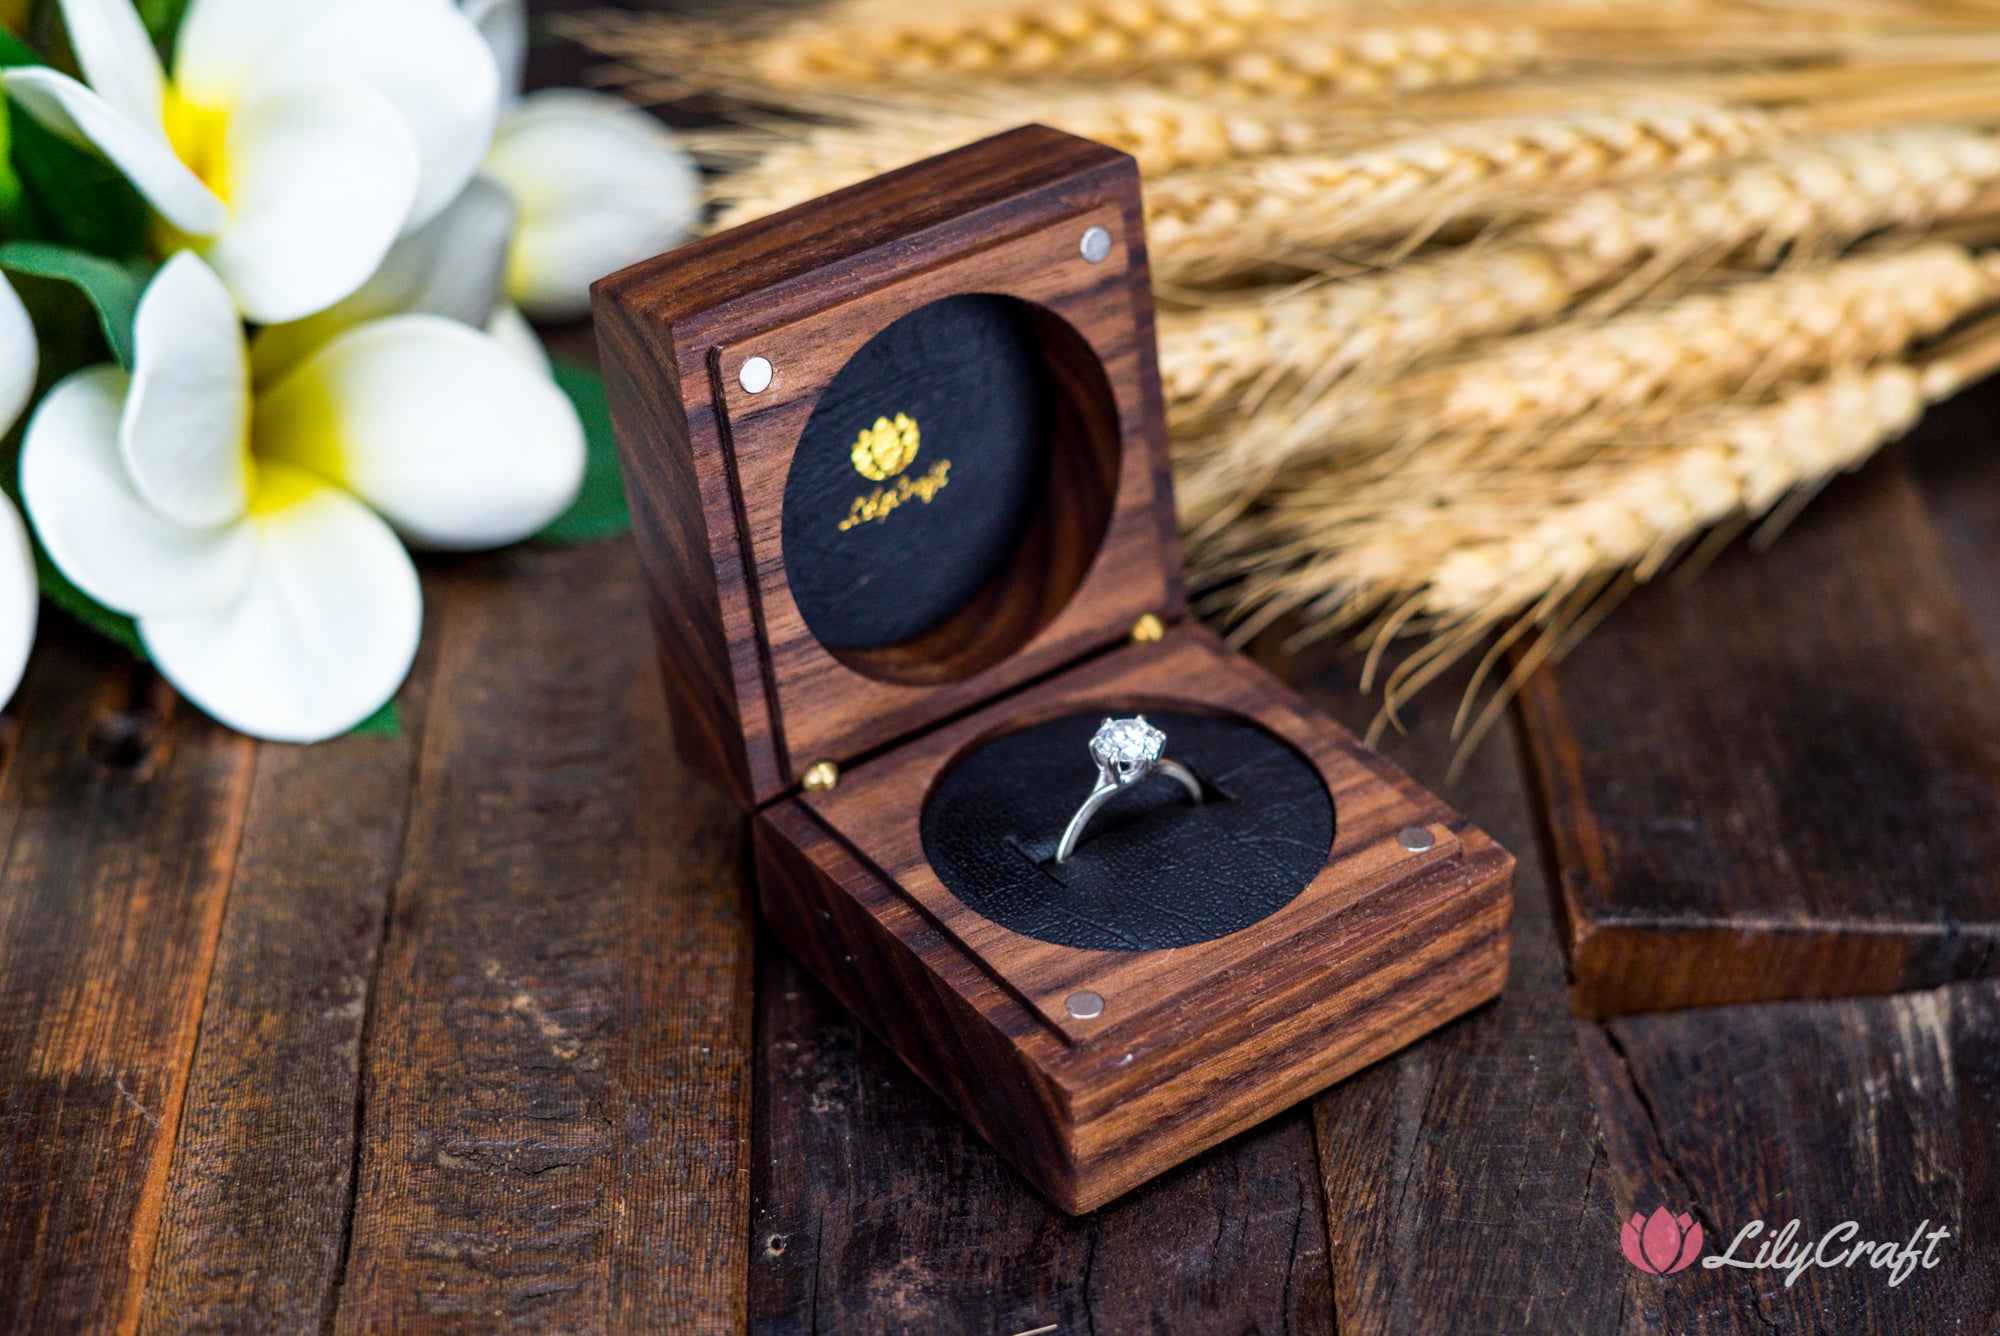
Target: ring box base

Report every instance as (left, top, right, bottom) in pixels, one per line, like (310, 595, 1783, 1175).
(754, 625, 1511, 1213)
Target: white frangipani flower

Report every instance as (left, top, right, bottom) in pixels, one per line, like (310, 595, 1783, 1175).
(20, 252, 584, 741)
(5, 0, 500, 323)
(0, 276, 41, 709)
(466, 0, 699, 320)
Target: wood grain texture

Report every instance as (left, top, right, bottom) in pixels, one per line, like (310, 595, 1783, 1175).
(328, 543, 753, 1334)
(757, 624, 1512, 1212)
(1519, 438, 2000, 1017)
(749, 937, 1334, 1334)
(133, 617, 437, 1335)
(0, 624, 255, 1336)
(1289, 649, 1628, 1336)
(1911, 375, 2000, 707)
(1581, 980, 2000, 1331)
(597, 126, 1182, 805)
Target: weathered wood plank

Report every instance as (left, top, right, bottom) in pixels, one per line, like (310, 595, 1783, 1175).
(134, 620, 438, 1335)
(1910, 374, 2000, 692)
(1294, 653, 1628, 1336)
(330, 542, 753, 1334)
(1581, 980, 2000, 1331)
(748, 935, 1333, 1334)
(0, 623, 256, 1335)
(1518, 406, 2000, 1017)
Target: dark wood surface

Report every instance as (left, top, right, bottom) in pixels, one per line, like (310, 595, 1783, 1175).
(7, 388, 2000, 1327)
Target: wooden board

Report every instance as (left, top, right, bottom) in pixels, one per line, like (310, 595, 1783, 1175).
(597, 125, 1182, 806)
(1286, 646, 1631, 1335)
(1581, 980, 2000, 1330)
(0, 627, 255, 1336)
(1519, 379, 2000, 1016)
(328, 542, 754, 1333)
(137, 625, 436, 1334)
(748, 938, 1335, 1335)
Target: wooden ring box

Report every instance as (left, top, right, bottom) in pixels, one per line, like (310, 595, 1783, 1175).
(593, 125, 1515, 1213)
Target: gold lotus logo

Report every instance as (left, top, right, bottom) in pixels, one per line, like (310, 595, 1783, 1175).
(838, 411, 951, 532)
(851, 413, 921, 481)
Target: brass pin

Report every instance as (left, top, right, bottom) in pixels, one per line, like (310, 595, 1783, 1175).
(803, 760, 840, 792)
(1130, 613, 1166, 643)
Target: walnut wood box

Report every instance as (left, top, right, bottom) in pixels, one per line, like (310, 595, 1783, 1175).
(593, 125, 1514, 1213)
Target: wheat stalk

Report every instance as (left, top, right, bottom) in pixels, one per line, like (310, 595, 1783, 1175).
(1209, 351, 1973, 759)
(1158, 244, 1609, 418)
(1537, 124, 2000, 272)
(1146, 102, 1785, 281)
(1410, 361, 1952, 619)
(579, 0, 1552, 98)
(1141, 22, 1548, 100)
(705, 89, 1351, 231)
(1336, 242, 2000, 458)
(743, 0, 1353, 86)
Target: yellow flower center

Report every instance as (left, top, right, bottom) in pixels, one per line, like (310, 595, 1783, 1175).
(246, 460, 325, 517)
(161, 86, 230, 199)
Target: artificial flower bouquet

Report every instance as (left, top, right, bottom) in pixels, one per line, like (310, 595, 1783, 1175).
(0, 0, 698, 740)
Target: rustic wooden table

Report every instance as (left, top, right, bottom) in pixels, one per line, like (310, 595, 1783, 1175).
(6, 12, 2000, 1328)
(3, 372, 1995, 1333)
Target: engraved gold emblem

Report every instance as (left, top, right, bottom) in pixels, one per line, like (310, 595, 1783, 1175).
(838, 411, 950, 532)
(850, 413, 921, 481)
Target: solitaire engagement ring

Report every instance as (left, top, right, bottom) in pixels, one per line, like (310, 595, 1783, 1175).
(1055, 716, 1203, 863)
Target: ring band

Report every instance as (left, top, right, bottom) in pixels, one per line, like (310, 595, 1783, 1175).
(1055, 715, 1203, 863)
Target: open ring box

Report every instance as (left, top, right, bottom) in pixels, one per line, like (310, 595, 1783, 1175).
(594, 126, 1515, 1213)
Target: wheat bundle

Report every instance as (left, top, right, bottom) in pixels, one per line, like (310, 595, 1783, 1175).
(1313, 243, 2000, 459)
(1145, 102, 1786, 282)
(571, 0, 2000, 739)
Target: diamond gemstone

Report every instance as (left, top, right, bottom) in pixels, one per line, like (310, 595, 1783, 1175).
(1091, 716, 1164, 772)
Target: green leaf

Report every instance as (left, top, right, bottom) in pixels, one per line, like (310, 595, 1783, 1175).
(347, 697, 403, 738)
(0, 99, 21, 221)
(135, 0, 192, 48)
(34, 546, 145, 658)
(0, 240, 143, 367)
(536, 356, 630, 544)
(9, 107, 149, 259)
(0, 27, 41, 68)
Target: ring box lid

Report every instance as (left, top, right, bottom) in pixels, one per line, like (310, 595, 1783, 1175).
(594, 126, 1184, 808)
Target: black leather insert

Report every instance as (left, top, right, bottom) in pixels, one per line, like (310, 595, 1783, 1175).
(782, 294, 1053, 651)
(920, 710, 1334, 951)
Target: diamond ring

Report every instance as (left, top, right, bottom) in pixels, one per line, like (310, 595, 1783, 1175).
(1054, 715, 1203, 863)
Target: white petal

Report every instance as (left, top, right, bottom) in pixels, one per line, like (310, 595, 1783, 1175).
(252, 0, 499, 227)
(0, 274, 38, 438)
(485, 90, 699, 320)
(256, 315, 583, 549)
(57, 0, 165, 130)
(20, 366, 256, 616)
(464, 0, 527, 102)
(204, 82, 419, 324)
(484, 300, 550, 376)
(2, 68, 225, 234)
(171, 0, 315, 107)
(140, 465, 420, 743)
(122, 252, 250, 527)
(248, 175, 515, 380)
(0, 495, 38, 709)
